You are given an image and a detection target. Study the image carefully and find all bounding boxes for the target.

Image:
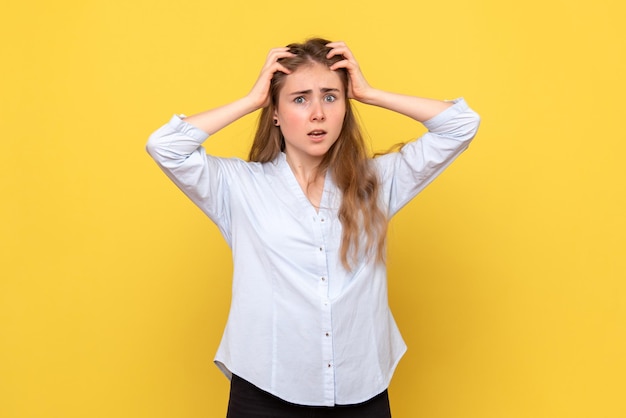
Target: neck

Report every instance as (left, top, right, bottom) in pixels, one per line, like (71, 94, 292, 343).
(285, 153, 323, 185)
(285, 154, 326, 211)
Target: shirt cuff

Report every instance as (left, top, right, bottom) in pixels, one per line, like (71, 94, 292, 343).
(422, 98, 469, 132)
(167, 114, 210, 142)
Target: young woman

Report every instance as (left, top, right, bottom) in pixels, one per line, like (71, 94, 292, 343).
(147, 38, 480, 418)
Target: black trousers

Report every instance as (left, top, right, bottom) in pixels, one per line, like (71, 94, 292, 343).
(226, 375, 392, 418)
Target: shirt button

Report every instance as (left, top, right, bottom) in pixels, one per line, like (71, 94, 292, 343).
(319, 247, 323, 252)
(320, 218, 325, 222)
(321, 277, 326, 281)
(325, 332, 330, 337)
(327, 363, 332, 368)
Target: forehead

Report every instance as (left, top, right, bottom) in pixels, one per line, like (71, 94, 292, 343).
(280, 62, 343, 93)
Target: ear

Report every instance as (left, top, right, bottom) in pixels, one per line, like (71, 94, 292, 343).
(273, 110, 280, 126)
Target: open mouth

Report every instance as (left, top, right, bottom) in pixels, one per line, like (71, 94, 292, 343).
(308, 130, 327, 139)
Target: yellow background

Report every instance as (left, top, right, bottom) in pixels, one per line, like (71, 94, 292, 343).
(1, 0, 624, 417)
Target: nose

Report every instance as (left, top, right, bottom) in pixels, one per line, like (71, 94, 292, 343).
(310, 101, 326, 122)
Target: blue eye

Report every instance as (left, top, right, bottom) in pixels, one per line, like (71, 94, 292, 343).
(294, 96, 305, 104)
(324, 95, 336, 103)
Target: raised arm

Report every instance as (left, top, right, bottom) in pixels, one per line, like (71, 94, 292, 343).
(326, 41, 453, 122)
(324, 42, 480, 215)
(181, 48, 295, 135)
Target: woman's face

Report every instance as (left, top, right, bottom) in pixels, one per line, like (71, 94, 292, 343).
(274, 62, 346, 166)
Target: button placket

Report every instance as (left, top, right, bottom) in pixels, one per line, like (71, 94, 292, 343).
(313, 208, 335, 402)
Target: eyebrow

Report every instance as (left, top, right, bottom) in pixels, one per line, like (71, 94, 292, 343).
(289, 88, 341, 96)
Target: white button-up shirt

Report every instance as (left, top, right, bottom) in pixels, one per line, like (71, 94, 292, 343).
(146, 98, 480, 406)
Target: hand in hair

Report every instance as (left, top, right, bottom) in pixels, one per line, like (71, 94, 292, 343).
(181, 47, 295, 134)
(327, 41, 452, 122)
(246, 47, 295, 109)
(326, 41, 374, 104)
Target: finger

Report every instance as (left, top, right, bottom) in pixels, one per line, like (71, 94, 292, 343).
(266, 47, 291, 56)
(325, 42, 355, 60)
(266, 53, 295, 66)
(265, 48, 295, 64)
(328, 59, 356, 72)
(268, 47, 293, 57)
(259, 61, 293, 79)
(327, 49, 356, 65)
(274, 63, 292, 74)
(325, 41, 347, 49)
(326, 47, 352, 60)
(262, 51, 295, 74)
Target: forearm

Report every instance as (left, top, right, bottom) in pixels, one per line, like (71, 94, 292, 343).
(182, 95, 260, 136)
(360, 89, 453, 123)
(181, 48, 295, 135)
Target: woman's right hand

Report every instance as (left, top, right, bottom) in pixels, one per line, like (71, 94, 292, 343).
(245, 47, 295, 110)
(179, 48, 294, 135)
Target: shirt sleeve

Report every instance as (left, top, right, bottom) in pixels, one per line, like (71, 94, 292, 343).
(375, 98, 481, 217)
(146, 115, 233, 242)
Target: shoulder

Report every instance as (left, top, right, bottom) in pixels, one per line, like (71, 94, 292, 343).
(212, 154, 283, 180)
(371, 151, 401, 178)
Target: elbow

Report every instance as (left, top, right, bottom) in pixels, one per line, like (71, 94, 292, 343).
(145, 132, 160, 159)
(469, 110, 481, 139)
(459, 109, 481, 143)
(145, 126, 172, 162)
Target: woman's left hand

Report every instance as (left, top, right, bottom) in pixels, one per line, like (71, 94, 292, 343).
(326, 41, 375, 103)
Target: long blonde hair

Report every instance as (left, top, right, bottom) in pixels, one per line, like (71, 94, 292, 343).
(249, 38, 387, 270)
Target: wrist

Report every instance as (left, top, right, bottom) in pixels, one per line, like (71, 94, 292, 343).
(357, 88, 384, 106)
(239, 95, 264, 114)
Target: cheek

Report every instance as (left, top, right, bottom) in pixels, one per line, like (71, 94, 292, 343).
(279, 109, 307, 128)
(330, 108, 347, 126)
